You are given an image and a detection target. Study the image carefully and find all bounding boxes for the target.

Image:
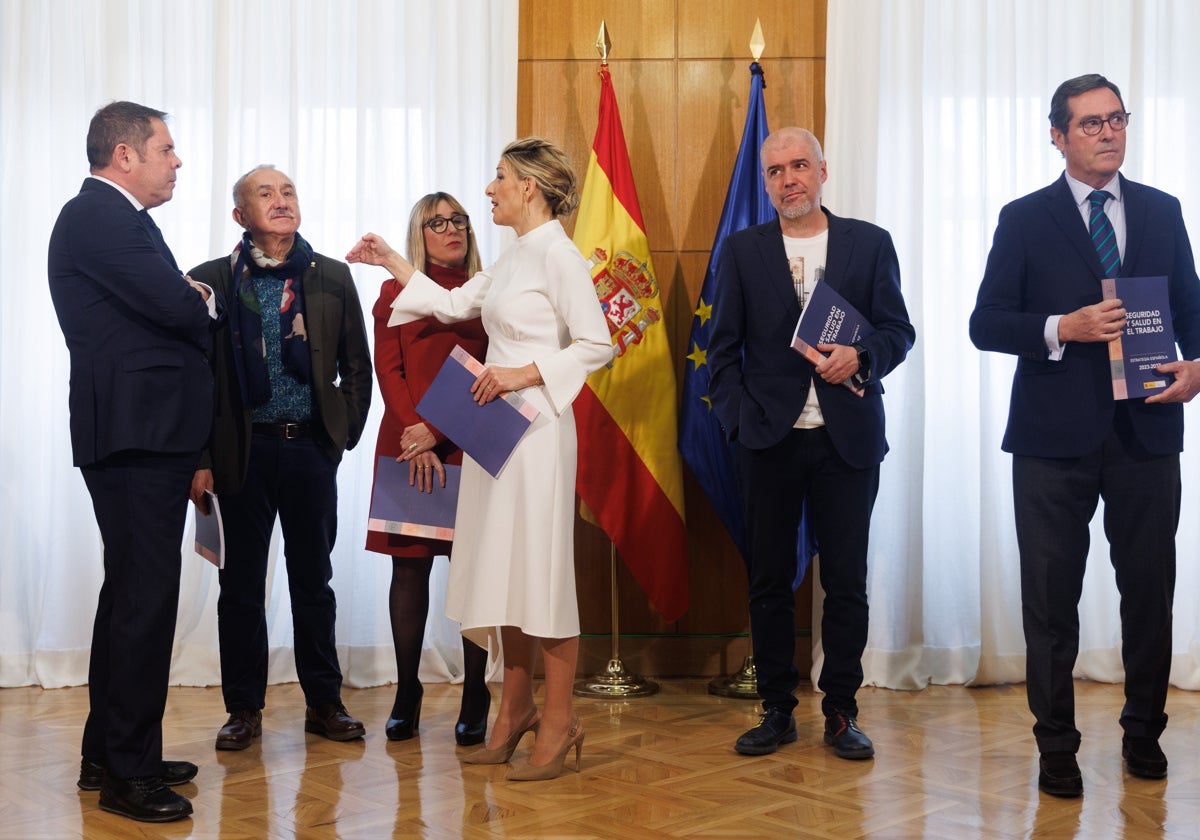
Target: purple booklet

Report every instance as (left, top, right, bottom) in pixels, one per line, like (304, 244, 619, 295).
(415, 345, 540, 478)
(1102, 275, 1176, 400)
(790, 280, 874, 396)
(368, 458, 460, 540)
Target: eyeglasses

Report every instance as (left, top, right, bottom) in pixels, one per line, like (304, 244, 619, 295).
(423, 213, 469, 233)
(1078, 112, 1131, 136)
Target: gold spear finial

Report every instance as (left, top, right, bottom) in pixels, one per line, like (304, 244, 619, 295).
(596, 20, 611, 63)
(750, 18, 765, 61)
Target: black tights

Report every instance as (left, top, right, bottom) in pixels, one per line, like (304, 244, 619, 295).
(389, 557, 489, 723)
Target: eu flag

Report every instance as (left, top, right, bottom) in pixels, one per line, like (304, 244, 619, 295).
(678, 62, 815, 587)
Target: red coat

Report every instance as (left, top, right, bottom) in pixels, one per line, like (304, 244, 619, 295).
(365, 262, 488, 557)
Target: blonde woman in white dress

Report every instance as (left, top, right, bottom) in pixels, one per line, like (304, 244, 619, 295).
(348, 138, 613, 781)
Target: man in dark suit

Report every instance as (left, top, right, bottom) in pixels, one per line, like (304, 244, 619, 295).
(48, 101, 218, 823)
(971, 74, 1200, 798)
(189, 166, 372, 751)
(709, 127, 915, 760)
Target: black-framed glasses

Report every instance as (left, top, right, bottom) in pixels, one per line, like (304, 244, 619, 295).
(423, 213, 469, 233)
(1078, 112, 1131, 136)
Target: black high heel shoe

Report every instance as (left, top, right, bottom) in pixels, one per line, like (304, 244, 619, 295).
(385, 682, 423, 741)
(454, 688, 491, 746)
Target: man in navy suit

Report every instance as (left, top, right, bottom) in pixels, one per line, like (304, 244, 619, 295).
(709, 127, 915, 760)
(971, 74, 1200, 798)
(48, 101, 219, 822)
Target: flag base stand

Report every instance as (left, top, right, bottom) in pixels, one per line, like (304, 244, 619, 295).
(573, 543, 659, 698)
(573, 657, 659, 698)
(707, 655, 759, 699)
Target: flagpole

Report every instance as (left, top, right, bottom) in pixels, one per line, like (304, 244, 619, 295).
(573, 540, 660, 697)
(704, 19, 769, 701)
(570, 20, 661, 699)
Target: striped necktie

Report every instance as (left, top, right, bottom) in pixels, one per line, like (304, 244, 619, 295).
(1088, 190, 1120, 277)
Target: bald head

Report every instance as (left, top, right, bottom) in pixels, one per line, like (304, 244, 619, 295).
(761, 127, 823, 167)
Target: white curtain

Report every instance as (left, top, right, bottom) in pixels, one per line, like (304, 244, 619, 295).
(0, 0, 517, 688)
(825, 0, 1200, 690)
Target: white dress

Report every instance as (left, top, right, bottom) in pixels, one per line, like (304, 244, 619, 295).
(389, 219, 614, 646)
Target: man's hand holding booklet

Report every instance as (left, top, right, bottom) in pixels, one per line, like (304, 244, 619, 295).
(790, 280, 875, 396)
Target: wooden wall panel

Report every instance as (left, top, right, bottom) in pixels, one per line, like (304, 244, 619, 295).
(677, 0, 826, 58)
(518, 0, 826, 677)
(519, 0, 677, 60)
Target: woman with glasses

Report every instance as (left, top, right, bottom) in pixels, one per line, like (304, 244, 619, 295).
(364, 192, 491, 745)
(348, 138, 614, 781)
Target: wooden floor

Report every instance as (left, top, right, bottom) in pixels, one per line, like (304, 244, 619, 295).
(0, 679, 1196, 839)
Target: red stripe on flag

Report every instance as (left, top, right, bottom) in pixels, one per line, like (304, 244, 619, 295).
(591, 67, 646, 232)
(575, 387, 689, 623)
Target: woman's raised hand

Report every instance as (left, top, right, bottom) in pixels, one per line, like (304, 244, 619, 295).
(346, 232, 395, 266)
(347, 232, 417, 283)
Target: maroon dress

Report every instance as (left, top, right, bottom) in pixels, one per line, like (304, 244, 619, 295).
(365, 262, 488, 558)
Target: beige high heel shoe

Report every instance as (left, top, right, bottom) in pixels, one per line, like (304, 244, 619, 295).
(505, 718, 584, 781)
(461, 706, 539, 765)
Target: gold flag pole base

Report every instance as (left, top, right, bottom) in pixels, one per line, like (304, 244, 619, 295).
(573, 657, 660, 698)
(573, 540, 659, 698)
(707, 655, 759, 699)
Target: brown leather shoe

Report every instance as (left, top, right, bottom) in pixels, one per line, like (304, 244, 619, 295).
(215, 710, 262, 750)
(304, 702, 365, 742)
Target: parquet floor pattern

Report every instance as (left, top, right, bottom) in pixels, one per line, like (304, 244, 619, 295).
(0, 680, 1196, 838)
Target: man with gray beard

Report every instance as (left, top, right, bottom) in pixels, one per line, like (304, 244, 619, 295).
(709, 127, 915, 760)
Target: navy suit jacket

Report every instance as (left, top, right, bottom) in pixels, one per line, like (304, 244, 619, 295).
(970, 173, 1200, 458)
(709, 210, 915, 469)
(48, 179, 215, 467)
(189, 252, 372, 495)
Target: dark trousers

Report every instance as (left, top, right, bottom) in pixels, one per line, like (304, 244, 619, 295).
(81, 450, 197, 779)
(218, 435, 343, 710)
(736, 427, 879, 716)
(1013, 423, 1178, 754)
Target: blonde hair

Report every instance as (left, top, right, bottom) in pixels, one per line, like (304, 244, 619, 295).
(404, 192, 482, 277)
(500, 137, 579, 218)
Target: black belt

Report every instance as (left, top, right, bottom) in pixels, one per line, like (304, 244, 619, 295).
(252, 422, 311, 440)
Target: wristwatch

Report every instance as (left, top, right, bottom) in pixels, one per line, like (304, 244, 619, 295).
(851, 342, 871, 386)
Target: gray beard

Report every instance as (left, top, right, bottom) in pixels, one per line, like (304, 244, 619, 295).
(779, 197, 815, 220)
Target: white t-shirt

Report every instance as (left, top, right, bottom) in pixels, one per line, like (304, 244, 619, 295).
(783, 229, 829, 428)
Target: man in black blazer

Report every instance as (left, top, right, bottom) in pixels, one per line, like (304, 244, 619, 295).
(709, 127, 915, 760)
(971, 74, 1200, 798)
(189, 166, 371, 751)
(48, 101, 218, 823)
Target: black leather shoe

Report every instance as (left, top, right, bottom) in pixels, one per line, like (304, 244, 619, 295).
(305, 702, 366, 742)
(99, 776, 193, 822)
(78, 758, 197, 791)
(215, 709, 263, 750)
(734, 708, 797, 755)
(386, 683, 423, 741)
(1038, 751, 1083, 797)
(1122, 736, 1168, 779)
(824, 710, 875, 760)
(455, 687, 490, 746)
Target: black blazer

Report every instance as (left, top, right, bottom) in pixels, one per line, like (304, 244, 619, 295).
(970, 173, 1200, 457)
(48, 179, 215, 466)
(709, 210, 915, 469)
(190, 252, 372, 494)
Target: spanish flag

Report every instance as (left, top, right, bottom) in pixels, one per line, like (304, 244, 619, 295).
(573, 65, 689, 622)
